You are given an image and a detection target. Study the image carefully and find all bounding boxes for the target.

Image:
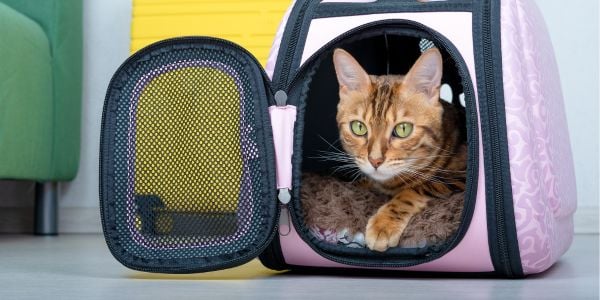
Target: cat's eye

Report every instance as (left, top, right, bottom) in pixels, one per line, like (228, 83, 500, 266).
(393, 122, 414, 138)
(350, 121, 368, 136)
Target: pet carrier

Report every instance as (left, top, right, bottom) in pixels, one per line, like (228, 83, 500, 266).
(100, 0, 576, 277)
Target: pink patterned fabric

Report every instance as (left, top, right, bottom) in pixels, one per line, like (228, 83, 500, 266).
(500, 0, 576, 274)
(266, 0, 575, 275)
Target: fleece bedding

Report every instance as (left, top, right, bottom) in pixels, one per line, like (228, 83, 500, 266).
(301, 173, 465, 249)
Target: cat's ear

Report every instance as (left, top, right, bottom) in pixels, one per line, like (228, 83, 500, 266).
(333, 49, 371, 94)
(403, 48, 443, 101)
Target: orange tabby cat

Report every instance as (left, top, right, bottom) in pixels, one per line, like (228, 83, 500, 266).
(333, 48, 466, 252)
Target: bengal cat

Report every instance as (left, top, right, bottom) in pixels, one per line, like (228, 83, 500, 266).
(332, 47, 466, 251)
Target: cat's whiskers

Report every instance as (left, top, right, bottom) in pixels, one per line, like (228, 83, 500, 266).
(388, 161, 456, 183)
(311, 151, 354, 162)
(432, 144, 461, 155)
(403, 164, 463, 180)
(312, 152, 360, 176)
(388, 154, 457, 164)
(331, 164, 359, 174)
(400, 169, 448, 184)
(317, 135, 346, 153)
(349, 169, 365, 183)
(408, 160, 467, 175)
(387, 156, 466, 179)
(309, 136, 366, 178)
(412, 168, 459, 183)
(416, 166, 466, 174)
(391, 171, 410, 186)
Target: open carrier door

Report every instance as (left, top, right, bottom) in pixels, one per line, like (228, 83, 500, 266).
(100, 37, 279, 273)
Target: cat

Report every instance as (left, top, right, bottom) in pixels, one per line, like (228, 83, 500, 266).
(332, 47, 467, 252)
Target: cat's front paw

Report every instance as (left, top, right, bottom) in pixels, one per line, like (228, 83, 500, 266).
(365, 213, 405, 252)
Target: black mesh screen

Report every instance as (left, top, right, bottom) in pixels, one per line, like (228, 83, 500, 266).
(101, 38, 276, 272)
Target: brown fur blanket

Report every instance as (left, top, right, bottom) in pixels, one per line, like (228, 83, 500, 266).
(301, 173, 464, 248)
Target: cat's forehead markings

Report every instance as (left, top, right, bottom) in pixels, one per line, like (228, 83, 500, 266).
(370, 78, 395, 121)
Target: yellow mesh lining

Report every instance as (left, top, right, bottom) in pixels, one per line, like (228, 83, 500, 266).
(134, 66, 243, 213)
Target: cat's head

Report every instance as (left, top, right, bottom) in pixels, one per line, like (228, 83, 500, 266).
(333, 48, 444, 183)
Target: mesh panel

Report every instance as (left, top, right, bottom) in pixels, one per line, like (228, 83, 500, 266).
(102, 39, 275, 269)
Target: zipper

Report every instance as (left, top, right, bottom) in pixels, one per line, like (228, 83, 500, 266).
(481, 0, 516, 277)
(99, 36, 280, 274)
(276, 0, 312, 91)
(258, 214, 289, 270)
(116, 218, 281, 274)
(278, 20, 478, 268)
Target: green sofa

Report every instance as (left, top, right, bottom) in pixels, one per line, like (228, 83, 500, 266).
(0, 0, 82, 234)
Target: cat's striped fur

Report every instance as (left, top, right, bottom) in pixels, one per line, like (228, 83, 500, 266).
(333, 48, 466, 251)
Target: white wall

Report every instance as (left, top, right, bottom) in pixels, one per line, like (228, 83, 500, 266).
(57, 0, 132, 232)
(57, 0, 598, 233)
(533, 0, 599, 232)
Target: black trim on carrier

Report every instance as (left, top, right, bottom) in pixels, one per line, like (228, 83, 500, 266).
(271, 0, 321, 91)
(100, 37, 279, 274)
(258, 230, 288, 270)
(279, 20, 479, 269)
(473, 0, 524, 278)
(314, 0, 473, 19)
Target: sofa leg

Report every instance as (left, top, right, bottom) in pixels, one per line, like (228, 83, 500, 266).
(34, 182, 58, 235)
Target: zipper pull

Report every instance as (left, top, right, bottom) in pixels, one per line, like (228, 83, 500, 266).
(274, 90, 288, 106)
(278, 204, 291, 236)
(278, 188, 291, 236)
(277, 188, 291, 204)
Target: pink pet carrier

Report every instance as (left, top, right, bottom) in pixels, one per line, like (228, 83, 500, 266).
(100, 0, 576, 277)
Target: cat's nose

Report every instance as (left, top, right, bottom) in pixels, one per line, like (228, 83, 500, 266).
(368, 157, 384, 169)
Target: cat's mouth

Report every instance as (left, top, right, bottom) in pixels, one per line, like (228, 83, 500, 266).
(368, 171, 395, 182)
(357, 162, 399, 182)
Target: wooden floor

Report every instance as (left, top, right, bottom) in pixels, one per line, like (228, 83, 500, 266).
(0, 234, 597, 299)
